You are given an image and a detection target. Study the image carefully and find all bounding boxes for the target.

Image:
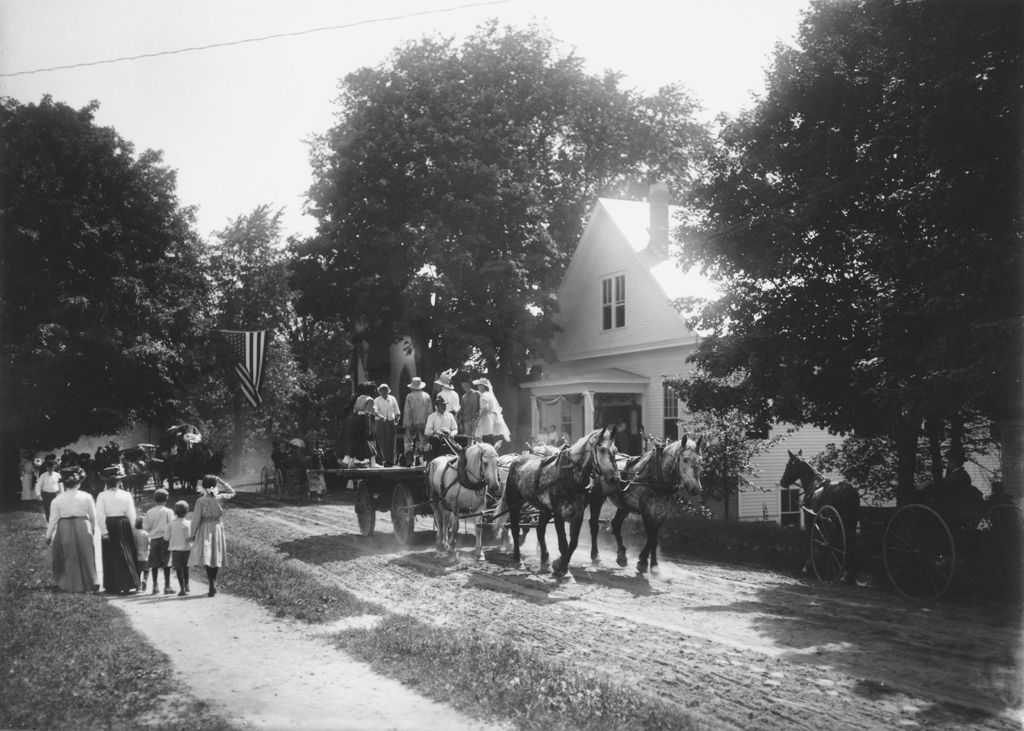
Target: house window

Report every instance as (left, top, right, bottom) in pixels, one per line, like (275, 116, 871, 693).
(663, 383, 679, 441)
(780, 487, 802, 528)
(602, 275, 625, 330)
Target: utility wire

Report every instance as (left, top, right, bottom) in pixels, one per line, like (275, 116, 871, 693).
(0, 0, 511, 78)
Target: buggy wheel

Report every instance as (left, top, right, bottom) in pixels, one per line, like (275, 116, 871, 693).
(884, 504, 955, 602)
(810, 505, 847, 585)
(391, 482, 415, 545)
(355, 480, 376, 537)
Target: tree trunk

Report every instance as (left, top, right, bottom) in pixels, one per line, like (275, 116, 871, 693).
(0, 434, 21, 506)
(232, 390, 244, 477)
(947, 414, 966, 473)
(894, 415, 920, 506)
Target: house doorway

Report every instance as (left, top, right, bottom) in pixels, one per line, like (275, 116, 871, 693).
(600, 404, 643, 456)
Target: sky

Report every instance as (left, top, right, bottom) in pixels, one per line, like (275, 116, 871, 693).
(0, 0, 811, 242)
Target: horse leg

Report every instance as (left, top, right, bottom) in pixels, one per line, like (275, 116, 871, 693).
(554, 512, 585, 577)
(447, 511, 459, 557)
(637, 513, 653, 574)
(589, 492, 605, 564)
(474, 515, 485, 561)
(612, 508, 629, 567)
(647, 518, 665, 576)
(551, 517, 571, 577)
(535, 511, 551, 567)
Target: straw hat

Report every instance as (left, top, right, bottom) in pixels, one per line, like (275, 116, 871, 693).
(378, 383, 390, 392)
(408, 377, 426, 390)
(434, 368, 457, 389)
(472, 377, 492, 390)
(101, 464, 126, 480)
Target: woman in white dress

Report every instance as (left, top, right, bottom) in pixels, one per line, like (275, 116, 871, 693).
(472, 377, 511, 447)
(45, 466, 99, 592)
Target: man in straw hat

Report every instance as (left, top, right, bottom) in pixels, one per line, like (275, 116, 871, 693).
(434, 368, 461, 420)
(403, 376, 432, 464)
(373, 383, 401, 467)
(473, 377, 511, 446)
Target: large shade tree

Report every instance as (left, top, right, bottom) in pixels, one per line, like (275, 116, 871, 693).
(677, 0, 1023, 503)
(0, 97, 212, 497)
(291, 22, 710, 422)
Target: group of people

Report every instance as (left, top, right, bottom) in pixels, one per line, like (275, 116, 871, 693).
(40, 460, 236, 598)
(339, 370, 511, 467)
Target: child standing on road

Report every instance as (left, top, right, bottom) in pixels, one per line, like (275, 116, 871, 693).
(168, 501, 192, 595)
(143, 489, 175, 595)
(134, 517, 151, 593)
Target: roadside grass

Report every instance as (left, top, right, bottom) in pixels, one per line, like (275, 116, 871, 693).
(0, 505, 232, 731)
(216, 537, 382, 621)
(334, 614, 705, 731)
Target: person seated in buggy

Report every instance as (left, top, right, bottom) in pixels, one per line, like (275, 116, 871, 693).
(424, 395, 460, 458)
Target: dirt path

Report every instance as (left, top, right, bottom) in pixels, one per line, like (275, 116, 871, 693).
(110, 582, 508, 730)
(220, 490, 1023, 730)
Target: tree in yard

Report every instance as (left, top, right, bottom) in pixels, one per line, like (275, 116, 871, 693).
(200, 206, 310, 471)
(0, 96, 211, 500)
(672, 374, 790, 520)
(677, 0, 1023, 503)
(291, 22, 710, 433)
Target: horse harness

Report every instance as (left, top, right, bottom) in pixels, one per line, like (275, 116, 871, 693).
(620, 443, 677, 494)
(529, 441, 597, 498)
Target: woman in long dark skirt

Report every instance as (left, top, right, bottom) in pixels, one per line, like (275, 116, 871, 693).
(95, 464, 139, 594)
(342, 381, 377, 467)
(45, 466, 99, 592)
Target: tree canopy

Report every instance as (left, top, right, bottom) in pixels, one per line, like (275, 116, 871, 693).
(0, 96, 210, 467)
(291, 22, 710, 388)
(677, 0, 1023, 501)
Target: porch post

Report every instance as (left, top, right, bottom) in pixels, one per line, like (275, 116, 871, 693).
(530, 396, 540, 441)
(583, 391, 595, 433)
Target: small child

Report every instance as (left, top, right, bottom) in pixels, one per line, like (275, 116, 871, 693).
(143, 489, 175, 595)
(167, 500, 192, 596)
(133, 517, 151, 592)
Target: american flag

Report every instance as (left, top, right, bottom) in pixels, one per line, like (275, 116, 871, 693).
(220, 330, 269, 408)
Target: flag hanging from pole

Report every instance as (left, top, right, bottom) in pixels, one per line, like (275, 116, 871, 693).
(220, 330, 269, 408)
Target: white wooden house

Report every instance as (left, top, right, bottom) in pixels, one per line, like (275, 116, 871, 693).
(519, 185, 840, 522)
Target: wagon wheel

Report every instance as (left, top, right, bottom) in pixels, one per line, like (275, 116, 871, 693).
(809, 505, 847, 585)
(274, 469, 283, 499)
(355, 480, 376, 537)
(391, 482, 415, 545)
(884, 504, 955, 602)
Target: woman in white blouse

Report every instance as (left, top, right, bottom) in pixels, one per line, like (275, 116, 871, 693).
(472, 377, 511, 446)
(95, 465, 140, 594)
(45, 466, 99, 592)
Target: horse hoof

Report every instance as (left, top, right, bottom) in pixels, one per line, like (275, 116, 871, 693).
(636, 561, 648, 574)
(650, 564, 660, 576)
(551, 559, 564, 575)
(616, 556, 628, 568)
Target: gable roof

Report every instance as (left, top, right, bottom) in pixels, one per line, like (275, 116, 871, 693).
(594, 197, 720, 303)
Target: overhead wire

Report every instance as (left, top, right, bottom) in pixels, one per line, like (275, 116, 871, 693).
(0, 0, 512, 78)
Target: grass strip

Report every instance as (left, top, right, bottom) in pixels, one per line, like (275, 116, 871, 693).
(0, 506, 232, 730)
(214, 536, 382, 621)
(334, 614, 704, 731)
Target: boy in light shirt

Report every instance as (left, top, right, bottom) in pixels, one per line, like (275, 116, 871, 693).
(167, 501, 192, 596)
(142, 489, 175, 595)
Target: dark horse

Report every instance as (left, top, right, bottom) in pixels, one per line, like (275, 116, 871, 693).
(779, 449, 860, 585)
(589, 435, 704, 575)
(155, 424, 224, 493)
(499, 427, 620, 577)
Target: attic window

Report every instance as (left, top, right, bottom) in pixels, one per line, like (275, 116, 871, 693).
(602, 275, 625, 330)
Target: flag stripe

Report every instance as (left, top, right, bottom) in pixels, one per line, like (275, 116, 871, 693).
(221, 329, 268, 409)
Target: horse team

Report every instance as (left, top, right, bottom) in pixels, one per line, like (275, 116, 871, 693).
(426, 426, 706, 578)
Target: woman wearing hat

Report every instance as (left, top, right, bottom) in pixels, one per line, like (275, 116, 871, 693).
(473, 378, 511, 446)
(45, 466, 99, 593)
(340, 381, 377, 468)
(403, 377, 432, 463)
(95, 464, 140, 594)
(434, 369, 461, 419)
(373, 384, 401, 467)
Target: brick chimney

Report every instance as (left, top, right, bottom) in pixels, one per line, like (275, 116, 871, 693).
(647, 182, 670, 257)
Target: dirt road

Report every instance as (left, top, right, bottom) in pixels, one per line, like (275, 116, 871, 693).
(227, 491, 1023, 730)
